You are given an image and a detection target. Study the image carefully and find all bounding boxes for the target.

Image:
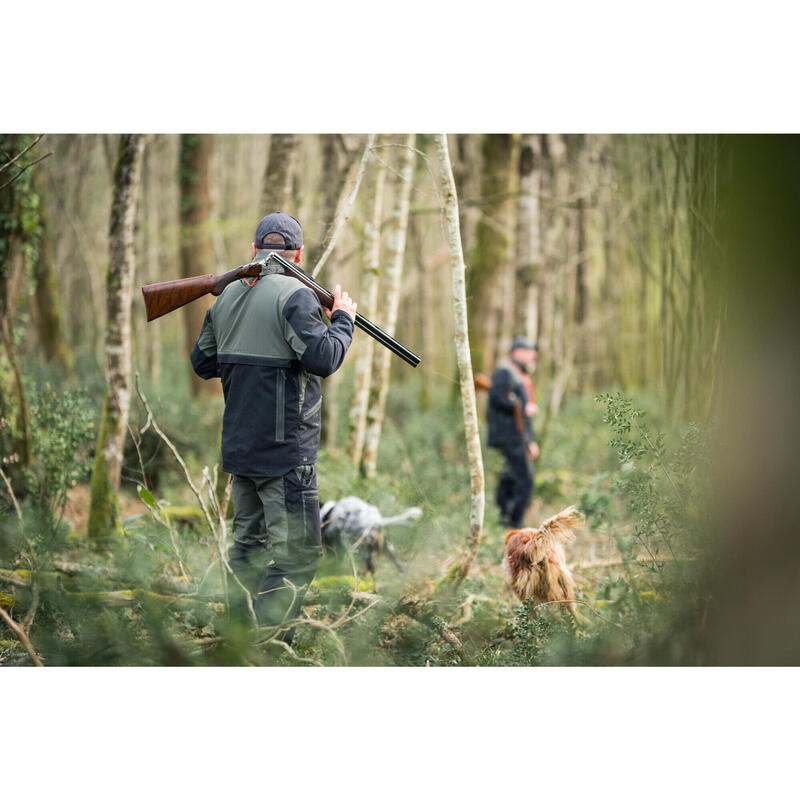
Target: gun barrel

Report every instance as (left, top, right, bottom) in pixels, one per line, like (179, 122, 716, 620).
(265, 253, 421, 368)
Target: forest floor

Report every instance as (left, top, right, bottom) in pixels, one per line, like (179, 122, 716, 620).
(2, 383, 676, 666)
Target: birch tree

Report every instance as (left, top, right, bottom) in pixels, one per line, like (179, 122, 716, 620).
(360, 134, 415, 478)
(88, 134, 145, 539)
(434, 134, 485, 587)
(346, 139, 386, 465)
(307, 134, 372, 448)
(514, 133, 543, 342)
(260, 133, 298, 212)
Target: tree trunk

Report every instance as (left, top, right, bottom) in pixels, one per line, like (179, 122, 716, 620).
(468, 134, 516, 374)
(452, 134, 480, 260)
(346, 138, 386, 465)
(260, 134, 298, 213)
(0, 134, 39, 493)
(88, 134, 145, 540)
(142, 143, 161, 385)
(179, 134, 217, 398)
(514, 133, 543, 343)
(434, 134, 485, 588)
(537, 134, 573, 448)
(360, 134, 415, 478)
(31, 168, 74, 376)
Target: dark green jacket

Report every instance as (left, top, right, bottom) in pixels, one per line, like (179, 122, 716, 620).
(191, 263, 354, 476)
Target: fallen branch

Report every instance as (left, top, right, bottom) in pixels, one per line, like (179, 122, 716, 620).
(572, 555, 691, 570)
(0, 606, 44, 666)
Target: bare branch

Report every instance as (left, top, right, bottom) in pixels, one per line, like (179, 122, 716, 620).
(0, 134, 44, 174)
(311, 134, 376, 278)
(0, 152, 53, 192)
(0, 606, 44, 666)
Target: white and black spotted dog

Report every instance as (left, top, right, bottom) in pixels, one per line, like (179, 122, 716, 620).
(319, 496, 422, 574)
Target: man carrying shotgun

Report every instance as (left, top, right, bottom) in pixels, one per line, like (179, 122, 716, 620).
(487, 337, 540, 528)
(190, 212, 357, 643)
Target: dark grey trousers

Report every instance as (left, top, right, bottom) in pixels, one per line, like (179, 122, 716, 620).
(228, 465, 322, 641)
(495, 442, 534, 528)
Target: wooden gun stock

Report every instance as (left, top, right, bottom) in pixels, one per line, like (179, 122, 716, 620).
(512, 401, 524, 435)
(141, 263, 263, 321)
(474, 373, 491, 391)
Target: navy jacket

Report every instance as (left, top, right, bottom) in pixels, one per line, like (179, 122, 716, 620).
(487, 362, 535, 449)
(191, 265, 354, 476)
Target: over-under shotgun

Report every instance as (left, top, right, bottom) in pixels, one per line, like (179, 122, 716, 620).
(141, 252, 421, 367)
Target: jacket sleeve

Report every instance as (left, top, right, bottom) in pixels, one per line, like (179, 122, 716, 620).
(190, 309, 219, 379)
(281, 287, 354, 377)
(489, 367, 518, 412)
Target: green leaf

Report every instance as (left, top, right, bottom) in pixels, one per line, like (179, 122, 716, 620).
(138, 486, 155, 508)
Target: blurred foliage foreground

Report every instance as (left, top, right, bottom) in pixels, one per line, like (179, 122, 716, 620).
(0, 378, 714, 666)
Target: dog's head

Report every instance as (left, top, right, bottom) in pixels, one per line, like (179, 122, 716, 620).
(320, 500, 337, 526)
(503, 506, 582, 566)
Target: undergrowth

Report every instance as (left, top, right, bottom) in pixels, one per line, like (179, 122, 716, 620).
(1, 376, 714, 666)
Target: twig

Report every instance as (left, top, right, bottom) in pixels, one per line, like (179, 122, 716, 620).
(0, 606, 44, 666)
(0, 134, 44, 173)
(266, 637, 324, 667)
(0, 466, 23, 522)
(312, 133, 376, 278)
(134, 374, 257, 625)
(0, 153, 53, 191)
(573, 555, 686, 570)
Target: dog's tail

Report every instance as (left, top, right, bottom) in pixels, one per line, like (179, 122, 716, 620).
(379, 507, 423, 527)
(505, 505, 582, 565)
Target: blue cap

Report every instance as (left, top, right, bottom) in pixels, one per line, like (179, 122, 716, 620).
(510, 336, 538, 352)
(254, 212, 303, 250)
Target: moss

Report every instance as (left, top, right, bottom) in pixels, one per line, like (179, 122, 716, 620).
(87, 389, 123, 541)
(0, 591, 17, 608)
(311, 575, 374, 594)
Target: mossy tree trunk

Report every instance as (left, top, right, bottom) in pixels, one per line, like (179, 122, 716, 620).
(345, 138, 386, 465)
(179, 134, 217, 398)
(0, 134, 40, 493)
(468, 134, 515, 374)
(360, 134, 415, 478)
(315, 135, 346, 449)
(31, 162, 75, 377)
(260, 134, 298, 213)
(142, 143, 161, 385)
(88, 134, 145, 540)
(434, 134, 485, 588)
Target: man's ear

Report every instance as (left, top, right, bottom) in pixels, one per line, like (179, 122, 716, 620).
(252, 242, 257, 257)
(294, 245, 303, 264)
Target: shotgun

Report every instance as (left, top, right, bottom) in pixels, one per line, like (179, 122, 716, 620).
(141, 252, 421, 367)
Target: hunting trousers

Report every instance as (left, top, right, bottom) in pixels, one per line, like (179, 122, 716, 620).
(228, 465, 322, 643)
(495, 442, 534, 528)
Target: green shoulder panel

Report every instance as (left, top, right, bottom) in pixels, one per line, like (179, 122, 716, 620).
(210, 274, 307, 361)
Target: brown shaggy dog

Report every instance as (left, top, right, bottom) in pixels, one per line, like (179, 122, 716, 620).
(503, 506, 583, 609)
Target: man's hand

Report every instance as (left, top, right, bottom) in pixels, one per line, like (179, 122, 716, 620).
(528, 441, 540, 460)
(326, 284, 357, 321)
(525, 401, 539, 417)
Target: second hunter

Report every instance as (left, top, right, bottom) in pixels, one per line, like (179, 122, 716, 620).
(190, 212, 358, 643)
